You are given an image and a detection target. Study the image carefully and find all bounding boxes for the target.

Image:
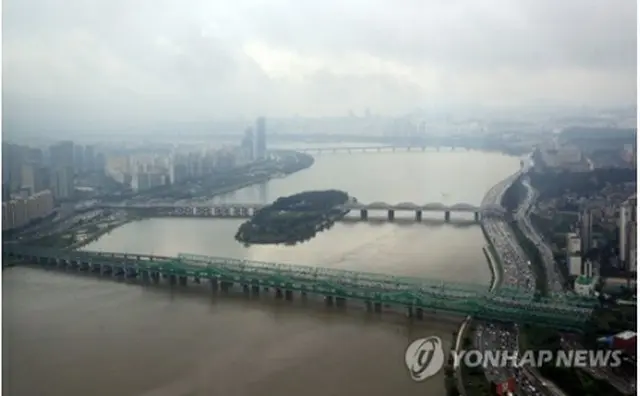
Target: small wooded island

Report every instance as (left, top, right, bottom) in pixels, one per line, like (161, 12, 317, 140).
(235, 190, 352, 245)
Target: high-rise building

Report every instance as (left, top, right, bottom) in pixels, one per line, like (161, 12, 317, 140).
(620, 195, 637, 269)
(74, 145, 85, 173)
(20, 163, 49, 195)
(3, 143, 26, 192)
(2, 183, 10, 202)
(51, 167, 74, 200)
(580, 209, 593, 253)
(21, 164, 36, 196)
(254, 117, 267, 160)
(242, 127, 255, 163)
(84, 145, 95, 172)
(629, 222, 637, 273)
(2, 190, 54, 231)
(27, 147, 44, 165)
(566, 232, 582, 276)
(96, 152, 106, 174)
(50, 141, 75, 169)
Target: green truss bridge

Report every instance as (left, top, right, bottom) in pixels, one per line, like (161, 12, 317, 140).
(4, 246, 597, 331)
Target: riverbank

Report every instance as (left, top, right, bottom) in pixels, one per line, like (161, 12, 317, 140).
(451, 168, 515, 396)
(449, 243, 503, 396)
(66, 219, 132, 250)
(208, 152, 315, 198)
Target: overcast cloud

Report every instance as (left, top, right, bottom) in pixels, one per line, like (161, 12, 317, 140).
(3, 0, 637, 131)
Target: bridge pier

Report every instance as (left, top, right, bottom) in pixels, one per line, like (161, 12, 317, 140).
(152, 272, 160, 284)
(374, 302, 382, 313)
(474, 212, 480, 222)
(179, 276, 188, 286)
(366, 301, 373, 312)
(251, 285, 260, 295)
(387, 210, 395, 221)
(416, 308, 424, 320)
(407, 306, 414, 318)
(360, 209, 368, 220)
(444, 211, 450, 222)
(141, 271, 150, 282)
(210, 278, 218, 292)
(335, 297, 346, 307)
(169, 274, 177, 285)
(243, 284, 250, 295)
(325, 296, 334, 306)
(125, 268, 136, 279)
(415, 210, 422, 222)
(285, 289, 293, 301)
(220, 281, 232, 292)
(275, 288, 283, 299)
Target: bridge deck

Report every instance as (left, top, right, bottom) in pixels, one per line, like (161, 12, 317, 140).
(98, 202, 504, 212)
(5, 246, 595, 330)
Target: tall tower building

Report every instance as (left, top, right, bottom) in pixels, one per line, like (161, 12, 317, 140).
(84, 145, 95, 172)
(580, 209, 593, 253)
(3, 143, 26, 192)
(629, 222, 637, 273)
(620, 195, 637, 268)
(242, 127, 255, 163)
(254, 117, 267, 160)
(20, 162, 48, 195)
(21, 164, 36, 196)
(51, 167, 74, 200)
(566, 232, 582, 277)
(2, 183, 10, 202)
(74, 145, 85, 173)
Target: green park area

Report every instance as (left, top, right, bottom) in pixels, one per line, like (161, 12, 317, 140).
(235, 190, 351, 245)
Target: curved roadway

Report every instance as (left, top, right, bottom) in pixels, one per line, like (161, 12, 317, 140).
(477, 161, 559, 396)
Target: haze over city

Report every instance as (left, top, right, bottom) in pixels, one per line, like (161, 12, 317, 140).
(2, 2, 637, 396)
(3, 0, 637, 136)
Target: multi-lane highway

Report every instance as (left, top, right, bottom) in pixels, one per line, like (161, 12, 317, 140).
(477, 166, 544, 396)
(519, 178, 564, 294)
(477, 155, 583, 396)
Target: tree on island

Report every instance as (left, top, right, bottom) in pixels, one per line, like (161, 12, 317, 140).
(236, 190, 351, 245)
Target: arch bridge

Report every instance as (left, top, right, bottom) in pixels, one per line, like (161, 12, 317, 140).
(100, 202, 505, 223)
(5, 246, 594, 331)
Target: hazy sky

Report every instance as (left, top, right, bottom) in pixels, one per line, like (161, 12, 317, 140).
(3, 0, 637, 130)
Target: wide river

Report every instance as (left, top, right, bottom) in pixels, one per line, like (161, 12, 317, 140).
(4, 146, 519, 396)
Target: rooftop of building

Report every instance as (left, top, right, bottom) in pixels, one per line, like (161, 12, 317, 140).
(615, 330, 637, 340)
(575, 275, 593, 285)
